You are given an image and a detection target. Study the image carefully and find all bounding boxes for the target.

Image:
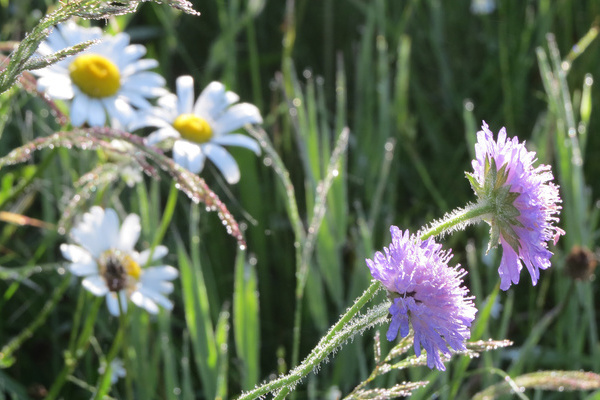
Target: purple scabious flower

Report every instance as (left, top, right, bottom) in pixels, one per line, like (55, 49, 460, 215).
(366, 226, 477, 371)
(468, 122, 564, 291)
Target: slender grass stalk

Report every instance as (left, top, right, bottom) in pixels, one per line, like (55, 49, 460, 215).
(92, 298, 130, 400)
(291, 128, 349, 369)
(146, 181, 179, 264)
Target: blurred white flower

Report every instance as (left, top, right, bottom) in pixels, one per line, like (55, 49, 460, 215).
(471, 0, 495, 15)
(34, 21, 166, 127)
(130, 75, 262, 184)
(61, 207, 178, 315)
(98, 358, 126, 384)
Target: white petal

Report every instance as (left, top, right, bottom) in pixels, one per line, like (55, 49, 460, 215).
(37, 75, 74, 99)
(118, 213, 141, 252)
(193, 81, 240, 118)
(122, 59, 159, 77)
(136, 287, 173, 310)
(71, 207, 112, 257)
(211, 134, 261, 155)
(87, 99, 107, 127)
(70, 93, 91, 127)
(104, 97, 134, 126)
(137, 245, 169, 265)
(122, 73, 166, 97)
(106, 291, 128, 316)
(212, 103, 262, 135)
(43, 26, 68, 53)
(100, 208, 121, 248)
(157, 93, 178, 112)
(176, 76, 195, 115)
(142, 279, 174, 295)
(130, 291, 160, 314)
(146, 127, 179, 145)
(61, 22, 102, 47)
(173, 140, 205, 173)
(99, 33, 130, 63)
(204, 143, 240, 184)
(60, 244, 92, 263)
(118, 44, 147, 67)
(129, 112, 173, 131)
(69, 261, 98, 277)
(142, 265, 178, 282)
(82, 275, 109, 296)
(123, 92, 153, 110)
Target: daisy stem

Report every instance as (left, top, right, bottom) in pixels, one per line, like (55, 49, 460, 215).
(92, 297, 130, 400)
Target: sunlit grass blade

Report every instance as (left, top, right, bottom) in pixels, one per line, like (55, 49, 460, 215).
(175, 229, 218, 399)
(181, 331, 194, 400)
(215, 304, 231, 399)
(159, 313, 179, 400)
(233, 248, 260, 391)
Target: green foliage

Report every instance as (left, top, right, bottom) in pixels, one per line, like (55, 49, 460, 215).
(1, 1, 600, 399)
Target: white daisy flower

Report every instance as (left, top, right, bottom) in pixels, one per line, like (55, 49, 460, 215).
(34, 21, 166, 127)
(60, 206, 178, 316)
(129, 75, 262, 184)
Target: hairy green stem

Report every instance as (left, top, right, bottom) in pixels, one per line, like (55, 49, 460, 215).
(236, 201, 489, 399)
(237, 281, 382, 400)
(420, 202, 493, 239)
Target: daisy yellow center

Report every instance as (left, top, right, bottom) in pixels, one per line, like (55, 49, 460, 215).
(98, 250, 141, 292)
(173, 114, 213, 144)
(69, 54, 121, 98)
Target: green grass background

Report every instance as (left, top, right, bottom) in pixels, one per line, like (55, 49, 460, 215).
(1, 0, 600, 399)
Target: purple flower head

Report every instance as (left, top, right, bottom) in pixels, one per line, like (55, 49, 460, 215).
(366, 226, 477, 371)
(467, 122, 564, 290)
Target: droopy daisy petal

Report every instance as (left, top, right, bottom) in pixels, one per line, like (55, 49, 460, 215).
(366, 226, 477, 371)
